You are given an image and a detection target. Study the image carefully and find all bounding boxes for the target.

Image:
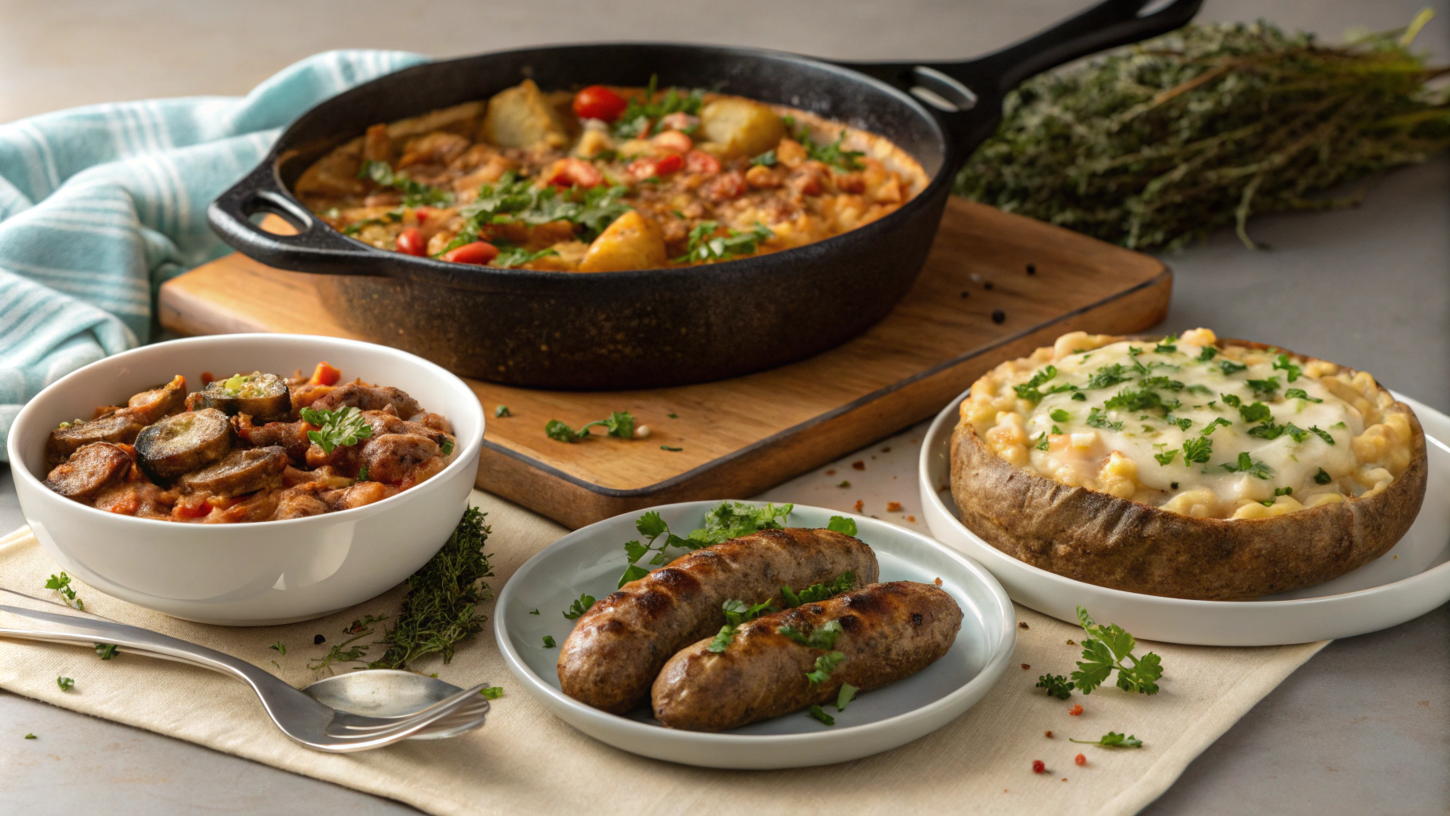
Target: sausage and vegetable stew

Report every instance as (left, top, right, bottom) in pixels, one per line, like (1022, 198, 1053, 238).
(42, 363, 455, 523)
(296, 78, 927, 272)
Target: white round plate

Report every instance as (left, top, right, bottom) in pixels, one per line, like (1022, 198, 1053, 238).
(919, 389, 1450, 646)
(494, 501, 1015, 769)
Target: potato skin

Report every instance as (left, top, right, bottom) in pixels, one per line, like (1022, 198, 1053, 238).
(949, 350, 1429, 600)
(652, 581, 961, 732)
(558, 528, 879, 714)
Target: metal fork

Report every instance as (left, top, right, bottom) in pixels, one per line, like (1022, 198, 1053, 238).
(0, 596, 489, 752)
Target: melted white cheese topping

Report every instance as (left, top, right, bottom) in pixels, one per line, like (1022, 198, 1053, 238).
(1022, 339, 1362, 507)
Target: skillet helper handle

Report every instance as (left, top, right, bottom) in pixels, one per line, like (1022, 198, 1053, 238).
(207, 162, 396, 278)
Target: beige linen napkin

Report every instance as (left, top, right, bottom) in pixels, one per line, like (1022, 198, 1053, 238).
(0, 490, 1326, 816)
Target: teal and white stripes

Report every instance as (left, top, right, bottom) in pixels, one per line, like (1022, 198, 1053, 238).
(0, 50, 427, 460)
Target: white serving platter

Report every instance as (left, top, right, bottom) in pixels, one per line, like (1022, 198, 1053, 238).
(494, 501, 1015, 769)
(919, 390, 1450, 646)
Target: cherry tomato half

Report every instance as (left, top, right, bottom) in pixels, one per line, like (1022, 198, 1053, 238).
(396, 227, 427, 257)
(573, 85, 628, 122)
(653, 153, 684, 175)
(441, 241, 499, 266)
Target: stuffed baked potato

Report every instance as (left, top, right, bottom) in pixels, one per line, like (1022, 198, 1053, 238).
(949, 328, 1427, 600)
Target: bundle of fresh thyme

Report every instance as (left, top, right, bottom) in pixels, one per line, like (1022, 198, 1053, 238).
(956, 12, 1450, 250)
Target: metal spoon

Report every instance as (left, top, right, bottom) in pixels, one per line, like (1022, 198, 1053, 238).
(302, 670, 485, 740)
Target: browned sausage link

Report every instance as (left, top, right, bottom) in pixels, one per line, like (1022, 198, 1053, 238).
(46, 413, 148, 466)
(557, 528, 879, 715)
(651, 581, 962, 732)
(43, 442, 134, 503)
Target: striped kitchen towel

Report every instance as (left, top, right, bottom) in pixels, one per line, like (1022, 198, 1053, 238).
(0, 49, 427, 461)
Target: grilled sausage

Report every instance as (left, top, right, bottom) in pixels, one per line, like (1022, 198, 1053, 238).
(46, 412, 149, 466)
(187, 372, 291, 421)
(123, 375, 187, 425)
(134, 408, 233, 481)
(177, 446, 289, 497)
(558, 528, 878, 714)
(652, 581, 962, 732)
(43, 442, 134, 503)
(309, 382, 421, 419)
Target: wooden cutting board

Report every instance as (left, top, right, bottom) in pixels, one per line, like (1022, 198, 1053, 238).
(159, 199, 1170, 528)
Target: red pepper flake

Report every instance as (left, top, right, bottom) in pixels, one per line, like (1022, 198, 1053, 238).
(1032, 760, 1046, 774)
(852, 500, 864, 513)
(1075, 753, 1087, 766)
(1045, 730, 1054, 738)
(992, 309, 1007, 324)
(851, 460, 865, 470)
(1068, 704, 1084, 716)
(906, 515, 917, 522)
(1062, 778, 1068, 782)
(881, 446, 891, 453)
(933, 577, 943, 586)
(825, 469, 836, 475)
(1019, 621, 1030, 630)
(886, 501, 902, 512)
(1020, 663, 1031, 670)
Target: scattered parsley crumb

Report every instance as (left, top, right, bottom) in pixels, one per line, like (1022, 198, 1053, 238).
(659, 445, 683, 451)
(269, 641, 286, 655)
(480, 687, 504, 699)
(542, 636, 556, 648)
(24, 733, 36, 740)
(836, 480, 851, 488)
(494, 405, 511, 417)
(57, 677, 74, 692)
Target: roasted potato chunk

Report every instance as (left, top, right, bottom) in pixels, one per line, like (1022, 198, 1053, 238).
(578, 211, 667, 273)
(481, 79, 570, 150)
(699, 98, 786, 158)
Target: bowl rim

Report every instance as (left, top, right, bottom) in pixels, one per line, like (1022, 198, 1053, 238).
(918, 385, 1450, 611)
(492, 499, 1017, 746)
(7, 333, 485, 530)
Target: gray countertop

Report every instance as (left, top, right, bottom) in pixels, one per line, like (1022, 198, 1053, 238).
(2, 1, 1447, 813)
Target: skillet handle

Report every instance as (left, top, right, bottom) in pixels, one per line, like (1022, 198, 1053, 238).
(207, 162, 395, 278)
(837, 0, 1201, 152)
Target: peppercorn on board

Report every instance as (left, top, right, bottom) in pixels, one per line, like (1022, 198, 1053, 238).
(159, 198, 1170, 528)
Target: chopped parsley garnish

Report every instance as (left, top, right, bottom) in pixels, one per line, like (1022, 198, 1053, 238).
(57, 677, 74, 692)
(1153, 450, 1178, 466)
(837, 683, 859, 711)
(1053, 425, 1063, 435)
(782, 572, 857, 608)
(1037, 674, 1076, 699)
(805, 650, 847, 687)
(1237, 401, 1272, 424)
(826, 516, 858, 536)
(1104, 385, 1168, 413)
(612, 75, 704, 138)
(1128, 346, 1143, 357)
(1247, 377, 1280, 398)
(1186, 383, 1212, 395)
(1273, 354, 1302, 382)
(1285, 388, 1322, 403)
(1086, 407, 1123, 431)
(808, 704, 836, 726)
(44, 572, 83, 611)
(1310, 425, 1336, 445)
(1168, 416, 1193, 431)
(660, 445, 683, 452)
(708, 598, 779, 652)
(563, 593, 597, 620)
(95, 643, 119, 660)
(1221, 452, 1273, 479)
(779, 619, 844, 650)
(1069, 607, 1162, 695)
(444, 171, 631, 254)
(675, 221, 774, 263)
(784, 116, 865, 171)
(542, 636, 556, 648)
(1070, 731, 1144, 748)
(1181, 436, 1213, 464)
(1035, 433, 1050, 451)
(1197, 346, 1219, 362)
(1084, 363, 1132, 390)
(24, 734, 36, 740)
(618, 502, 793, 587)
(357, 160, 455, 207)
(1201, 417, 1232, 436)
(1050, 409, 1071, 422)
(1221, 393, 1242, 408)
(492, 245, 560, 269)
(480, 687, 504, 700)
(495, 405, 511, 417)
(439, 438, 455, 456)
(1154, 335, 1178, 353)
(1220, 360, 1247, 375)
(545, 411, 636, 443)
(1315, 468, 1333, 485)
(750, 150, 777, 167)
(269, 641, 286, 655)
(300, 406, 373, 454)
(1013, 365, 1060, 402)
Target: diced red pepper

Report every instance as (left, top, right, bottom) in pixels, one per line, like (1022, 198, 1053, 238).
(441, 241, 500, 266)
(309, 361, 342, 386)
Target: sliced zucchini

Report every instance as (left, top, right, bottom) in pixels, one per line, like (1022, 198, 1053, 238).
(189, 371, 292, 421)
(177, 446, 288, 498)
(134, 408, 233, 481)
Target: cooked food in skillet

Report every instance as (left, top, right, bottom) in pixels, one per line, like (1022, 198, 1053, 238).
(950, 328, 1428, 600)
(653, 581, 962, 732)
(41, 364, 456, 523)
(557, 523, 961, 730)
(296, 78, 927, 272)
(558, 527, 880, 714)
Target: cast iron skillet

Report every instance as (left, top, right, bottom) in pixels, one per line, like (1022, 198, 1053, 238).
(209, 0, 1200, 389)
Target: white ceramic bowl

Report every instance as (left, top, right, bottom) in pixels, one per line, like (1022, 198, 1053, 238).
(7, 334, 484, 625)
(919, 388, 1450, 646)
(494, 501, 1016, 769)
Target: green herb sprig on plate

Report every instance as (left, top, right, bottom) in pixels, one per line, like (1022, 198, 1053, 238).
(1070, 606, 1163, 695)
